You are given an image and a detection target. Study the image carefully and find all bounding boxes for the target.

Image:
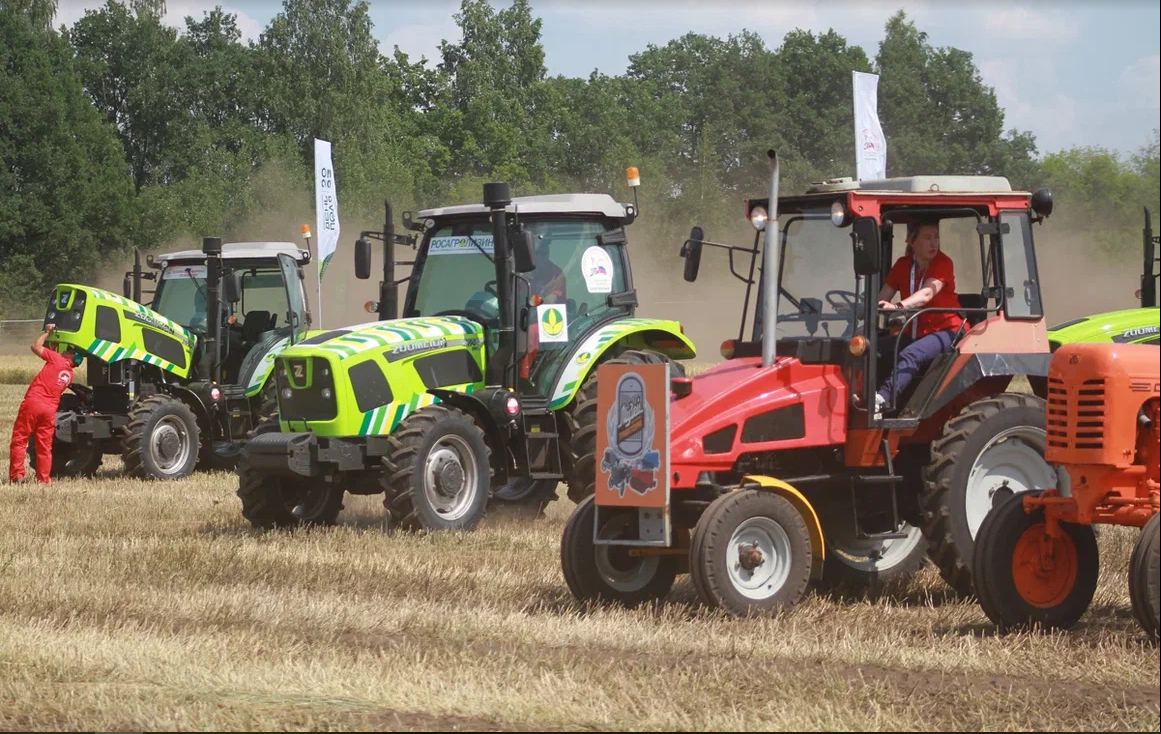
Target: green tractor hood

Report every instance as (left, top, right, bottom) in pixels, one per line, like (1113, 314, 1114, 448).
(43, 284, 198, 378)
(273, 315, 488, 436)
(1047, 307, 1160, 350)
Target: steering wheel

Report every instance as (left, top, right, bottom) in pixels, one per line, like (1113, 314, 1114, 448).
(483, 280, 497, 296)
(433, 309, 493, 329)
(825, 289, 863, 313)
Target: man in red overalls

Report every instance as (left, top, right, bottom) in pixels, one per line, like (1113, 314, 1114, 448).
(8, 325, 79, 484)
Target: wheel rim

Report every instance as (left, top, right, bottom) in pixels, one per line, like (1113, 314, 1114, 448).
(966, 426, 1052, 539)
(828, 520, 925, 572)
(149, 415, 192, 475)
(593, 513, 660, 593)
(423, 434, 479, 522)
(726, 517, 793, 601)
(1012, 523, 1078, 609)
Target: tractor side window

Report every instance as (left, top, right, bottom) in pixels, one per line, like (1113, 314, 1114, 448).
(239, 270, 290, 332)
(999, 211, 1043, 320)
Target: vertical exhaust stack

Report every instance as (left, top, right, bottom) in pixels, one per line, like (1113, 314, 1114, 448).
(761, 150, 781, 369)
(484, 182, 515, 388)
(381, 198, 397, 321)
(202, 236, 223, 383)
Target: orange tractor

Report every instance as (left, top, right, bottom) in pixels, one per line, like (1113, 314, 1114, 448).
(973, 341, 1159, 638)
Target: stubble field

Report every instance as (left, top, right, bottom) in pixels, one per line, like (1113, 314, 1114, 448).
(0, 372, 1158, 731)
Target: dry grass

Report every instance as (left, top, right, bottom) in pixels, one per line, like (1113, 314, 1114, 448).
(0, 384, 1157, 731)
(0, 354, 87, 386)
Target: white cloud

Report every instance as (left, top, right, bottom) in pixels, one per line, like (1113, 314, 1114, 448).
(1119, 55, 1161, 110)
(983, 6, 1080, 44)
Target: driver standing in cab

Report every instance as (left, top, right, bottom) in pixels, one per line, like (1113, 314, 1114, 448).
(874, 218, 965, 415)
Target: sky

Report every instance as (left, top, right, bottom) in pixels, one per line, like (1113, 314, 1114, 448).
(53, 0, 1161, 160)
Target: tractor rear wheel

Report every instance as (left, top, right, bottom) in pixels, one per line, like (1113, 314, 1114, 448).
(563, 348, 686, 505)
(689, 489, 813, 617)
(921, 393, 1051, 597)
(1128, 513, 1160, 641)
(560, 495, 678, 608)
(380, 404, 492, 531)
(817, 512, 928, 595)
(236, 416, 344, 529)
(492, 478, 559, 517)
(972, 491, 1098, 632)
(122, 394, 201, 480)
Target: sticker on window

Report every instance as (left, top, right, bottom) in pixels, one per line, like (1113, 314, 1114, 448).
(162, 265, 208, 280)
(581, 246, 614, 293)
(537, 303, 569, 343)
(428, 235, 495, 256)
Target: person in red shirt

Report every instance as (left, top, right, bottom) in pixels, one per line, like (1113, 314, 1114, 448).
(8, 325, 81, 484)
(874, 219, 967, 415)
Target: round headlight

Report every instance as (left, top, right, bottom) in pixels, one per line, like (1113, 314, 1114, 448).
(322, 388, 334, 400)
(281, 387, 293, 400)
(831, 200, 847, 227)
(749, 205, 768, 230)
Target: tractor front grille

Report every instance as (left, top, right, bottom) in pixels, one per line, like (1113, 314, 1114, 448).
(1047, 377, 1106, 453)
(276, 356, 338, 422)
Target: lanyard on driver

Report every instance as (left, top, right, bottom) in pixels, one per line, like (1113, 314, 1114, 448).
(909, 258, 929, 339)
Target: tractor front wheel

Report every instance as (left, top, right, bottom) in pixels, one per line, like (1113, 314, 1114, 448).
(560, 496, 677, 608)
(29, 435, 104, 478)
(689, 489, 813, 617)
(121, 394, 201, 480)
(563, 348, 686, 505)
(1128, 513, 1160, 641)
(972, 491, 1098, 632)
(236, 417, 344, 529)
(921, 393, 1052, 597)
(380, 404, 492, 531)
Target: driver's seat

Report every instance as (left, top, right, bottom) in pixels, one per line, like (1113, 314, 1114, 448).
(957, 293, 988, 327)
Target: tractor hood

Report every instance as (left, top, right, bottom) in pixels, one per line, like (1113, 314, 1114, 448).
(1047, 308, 1159, 348)
(277, 316, 486, 362)
(667, 356, 848, 487)
(43, 284, 198, 378)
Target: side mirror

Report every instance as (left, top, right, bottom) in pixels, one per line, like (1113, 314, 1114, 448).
(355, 238, 372, 279)
(122, 275, 132, 299)
(513, 230, 536, 273)
(851, 218, 881, 276)
(223, 271, 242, 303)
(681, 226, 703, 282)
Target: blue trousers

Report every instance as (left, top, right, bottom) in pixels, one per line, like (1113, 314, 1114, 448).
(877, 329, 956, 404)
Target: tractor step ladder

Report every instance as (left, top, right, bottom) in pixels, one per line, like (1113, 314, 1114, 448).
(521, 409, 564, 480)
(847, 435, 910, 541)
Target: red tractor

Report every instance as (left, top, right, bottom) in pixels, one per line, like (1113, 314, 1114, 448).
(973, 341, 1158, 638)
(561, 150, 1063, 614)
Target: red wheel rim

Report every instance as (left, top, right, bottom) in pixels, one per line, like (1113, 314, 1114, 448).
(1012, 523, 1078, 609)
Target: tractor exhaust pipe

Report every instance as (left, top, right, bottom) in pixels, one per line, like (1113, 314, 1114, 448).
(381, 199, 397, 321)
(202, 236, 223, 384)
(1143, 206, 1157, 309)
(484, 182, 515, 387)
(761, 150, 781, 369)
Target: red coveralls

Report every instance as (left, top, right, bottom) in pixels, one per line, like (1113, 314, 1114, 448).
(8, 348, 73, 484)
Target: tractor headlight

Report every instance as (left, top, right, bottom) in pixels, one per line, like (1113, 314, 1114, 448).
(831, 200, 848, 227)
(749, 205, 768, 230)
(281, 387, 293, 400)
(321, 388, 333, 400)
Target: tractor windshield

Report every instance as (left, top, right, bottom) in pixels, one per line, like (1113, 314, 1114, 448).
(753, 208, 862, 341)
(153, 264, 210, 330)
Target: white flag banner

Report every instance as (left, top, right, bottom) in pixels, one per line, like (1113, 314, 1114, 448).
(853, 71, 886, 180)
(314, 138, 340, 278)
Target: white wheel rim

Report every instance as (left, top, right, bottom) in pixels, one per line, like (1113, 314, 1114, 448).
(594, 514, 660, 592)
(965, 425, 1052, 539)
(423, 434, 479, 522)
(149, 415, 191, 474)
(828, 520, 925, 572)
(727, 517, 792, 601)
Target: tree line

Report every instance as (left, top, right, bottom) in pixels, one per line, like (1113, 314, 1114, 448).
(1, 0, 1158, 317)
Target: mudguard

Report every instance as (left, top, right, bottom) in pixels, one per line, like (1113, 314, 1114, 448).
(740, 475, 826, 579)
(549, 317, 696, 410)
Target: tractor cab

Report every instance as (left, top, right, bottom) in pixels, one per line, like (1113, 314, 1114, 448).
(682, 171, 1054, 429)
(146, 241, 312, 387)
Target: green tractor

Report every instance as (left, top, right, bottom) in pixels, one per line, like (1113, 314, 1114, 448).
(237, 176, 697, 530)
(1045, 206, 1159, 349)
(36, 238, 314, 480)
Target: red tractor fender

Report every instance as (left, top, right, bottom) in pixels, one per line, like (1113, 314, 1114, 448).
(739, 475, 826, 580)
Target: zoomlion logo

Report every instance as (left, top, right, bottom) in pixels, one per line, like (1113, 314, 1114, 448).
(391, 337, 448, 356)
(540, 306, 565, 337)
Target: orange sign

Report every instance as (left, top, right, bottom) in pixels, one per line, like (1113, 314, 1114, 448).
(593, 362, 670, 507)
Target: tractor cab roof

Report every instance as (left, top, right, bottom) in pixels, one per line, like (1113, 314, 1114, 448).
(156, 241, 312, 267)
(747, 174, 1034, 219)
(418, 193, 636, 224)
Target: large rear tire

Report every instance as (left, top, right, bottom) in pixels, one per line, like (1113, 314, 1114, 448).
(236, 416, 344, 530)
(921, 393, 1052, 596)
(973, 491, 1098, 632)
(817, 513, 928, 595)
(562, 348, 686, 505)
(560, 496, 678, 608)
(121, 394, 201, 480)
(689, 489, 813, 617)
(380, 404, 492, 531)
(1128, 513, 1160, 641)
